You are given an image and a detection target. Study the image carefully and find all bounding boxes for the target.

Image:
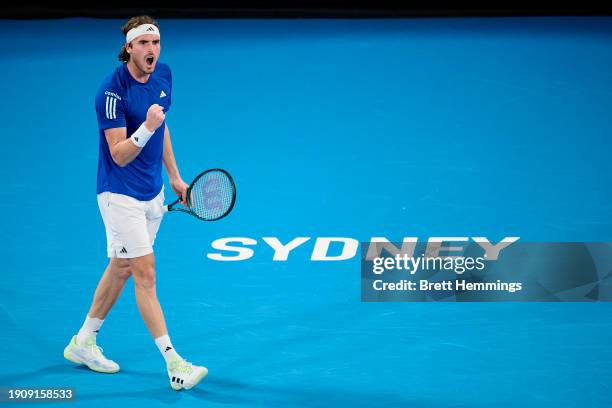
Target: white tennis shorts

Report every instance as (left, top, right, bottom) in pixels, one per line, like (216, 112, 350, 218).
(97, 187, 165, 259)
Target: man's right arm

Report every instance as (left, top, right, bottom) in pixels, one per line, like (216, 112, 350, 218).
(105, 127, 141, 167)
(105, 104, 166, 167)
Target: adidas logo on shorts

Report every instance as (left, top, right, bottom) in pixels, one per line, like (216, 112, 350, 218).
(120, 247, 128, 254)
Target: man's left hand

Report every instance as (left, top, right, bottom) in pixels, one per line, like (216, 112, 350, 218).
(170, 176, 189, 207)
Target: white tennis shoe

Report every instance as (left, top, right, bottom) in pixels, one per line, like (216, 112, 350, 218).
(63, 335, 120, 373)
(167, 358, 208, 390)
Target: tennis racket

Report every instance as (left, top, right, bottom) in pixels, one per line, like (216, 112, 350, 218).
(164, 168, 236, 221)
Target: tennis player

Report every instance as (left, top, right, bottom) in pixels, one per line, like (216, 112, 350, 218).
(63, 15, 208, 391)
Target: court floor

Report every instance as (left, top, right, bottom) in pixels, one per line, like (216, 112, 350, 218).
(1, 16, 612, 407)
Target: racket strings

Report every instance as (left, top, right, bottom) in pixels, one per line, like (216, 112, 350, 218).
(189, 170, 234, 220)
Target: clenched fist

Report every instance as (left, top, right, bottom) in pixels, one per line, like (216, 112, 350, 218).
(144, 104, 165, 132)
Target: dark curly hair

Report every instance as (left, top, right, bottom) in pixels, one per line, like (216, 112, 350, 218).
(118, 15, 160, 62)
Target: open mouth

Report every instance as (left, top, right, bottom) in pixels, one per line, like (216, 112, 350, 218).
(146, 56, 155, 66)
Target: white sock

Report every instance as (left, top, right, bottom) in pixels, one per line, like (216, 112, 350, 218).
(155, 334, 181, 363)
(76, 316, 104, 345)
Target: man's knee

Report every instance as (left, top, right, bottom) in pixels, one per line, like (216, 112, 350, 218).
(130, 255, 156, 290)
(110, 258, 132, 281)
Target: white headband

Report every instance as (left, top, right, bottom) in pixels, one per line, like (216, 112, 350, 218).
(126, 24, 160, 44)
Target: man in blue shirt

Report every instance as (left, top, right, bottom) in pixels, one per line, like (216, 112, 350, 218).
(64, 15, 207, 391)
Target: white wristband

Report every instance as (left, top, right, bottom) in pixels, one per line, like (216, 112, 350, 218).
(130, 123, 155, 148)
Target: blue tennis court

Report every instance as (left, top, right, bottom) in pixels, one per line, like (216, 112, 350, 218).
(1, 16, 612, 407)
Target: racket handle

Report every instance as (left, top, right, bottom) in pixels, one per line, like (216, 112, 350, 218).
(165, 198, 181, 212)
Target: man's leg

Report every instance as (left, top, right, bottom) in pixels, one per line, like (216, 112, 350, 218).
(129, 253, 167, 338)
(130, 252, 208, 390)
(74, 258, 131, 344)
(87, 258, 132, 320)
(64, 259, 129, 373)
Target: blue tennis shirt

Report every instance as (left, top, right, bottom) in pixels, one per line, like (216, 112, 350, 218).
(95, 62, 172, 201)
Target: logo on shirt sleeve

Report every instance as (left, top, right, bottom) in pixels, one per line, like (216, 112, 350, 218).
(160, 90, 167, 98)
(104, 91, 122, 120)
